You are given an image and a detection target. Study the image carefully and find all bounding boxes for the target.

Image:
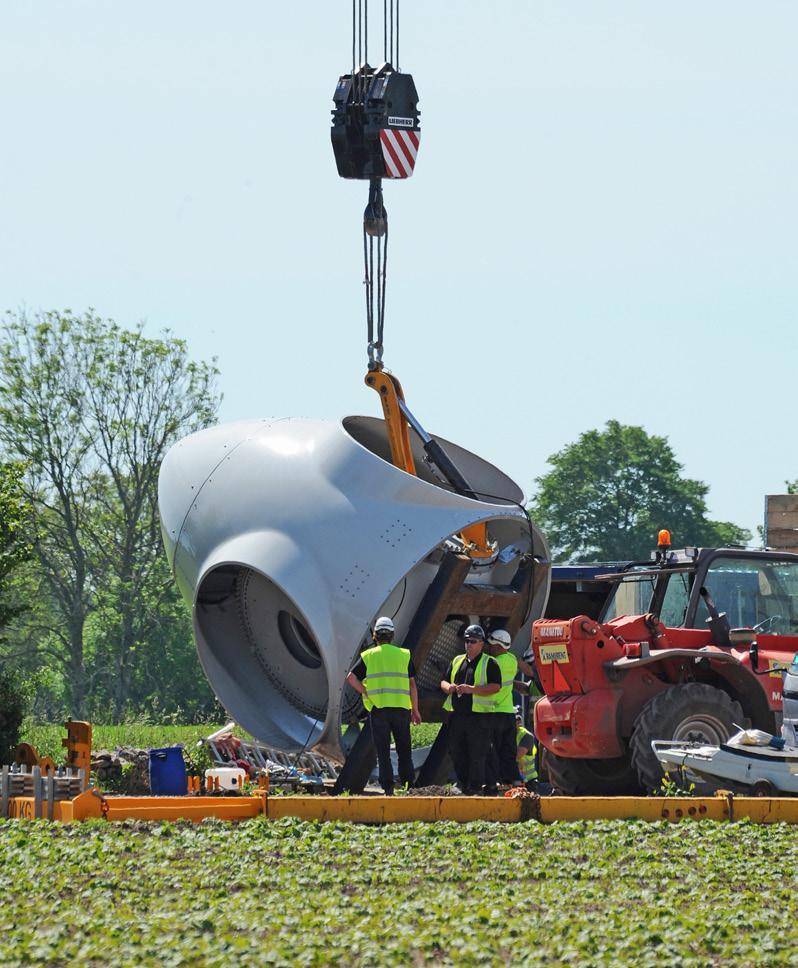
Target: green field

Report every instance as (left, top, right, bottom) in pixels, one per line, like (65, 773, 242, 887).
(1, 817, 796, 966)
(22, 723, 225, 760)
(22, 722, 442, 760)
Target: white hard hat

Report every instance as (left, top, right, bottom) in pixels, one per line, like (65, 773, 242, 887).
(374, 616, 395, 634)
(488, 629, 512, 649)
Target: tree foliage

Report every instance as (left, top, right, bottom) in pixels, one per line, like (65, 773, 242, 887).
(0, 310, 221, 720)
(0, 666, 26, 763)
(530, 420, 751, 562)
(0, 461, 33, 635)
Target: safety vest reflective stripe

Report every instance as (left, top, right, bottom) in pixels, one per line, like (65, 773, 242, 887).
(443, 653, 494, 713)
(471, 656, 493, 711)
(362, 643, 412, 711)
(490, 653, 518, 714)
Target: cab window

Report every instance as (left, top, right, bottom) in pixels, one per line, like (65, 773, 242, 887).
(694, 557, 798, 635)
(602, 570, 655, 622)
(659, 572, 691, 627)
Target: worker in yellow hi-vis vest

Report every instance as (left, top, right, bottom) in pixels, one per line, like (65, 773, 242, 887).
(515, 707, 538, 790)
(483, 628, 536, 791)
(347, 616, 421, 795)
(440, 624, 501, 795)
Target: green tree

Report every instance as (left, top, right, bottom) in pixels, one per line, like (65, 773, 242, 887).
(0, 667, 26, 763)
(530, 420, 751, 562)
(0, 461, 33, 635)
(78, 322, 219, 720)
(0, 310, 220, 719)
(0, 462, 33, 761)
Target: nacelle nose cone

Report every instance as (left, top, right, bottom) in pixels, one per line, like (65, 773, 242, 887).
(159, 415, 550, 760)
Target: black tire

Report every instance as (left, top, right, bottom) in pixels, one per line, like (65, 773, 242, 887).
(630, 683, 744, 793)
(545, 750, 641, 796)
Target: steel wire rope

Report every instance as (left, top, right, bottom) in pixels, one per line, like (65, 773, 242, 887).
(296, 712, 322, 761)
(364, 230, 375, 358)
(377, 223, 388, 359)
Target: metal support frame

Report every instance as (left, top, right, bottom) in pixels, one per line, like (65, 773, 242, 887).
(405, 553, 472, 671)
(332, 718, 377, 795)
(414, 722, 452, 787)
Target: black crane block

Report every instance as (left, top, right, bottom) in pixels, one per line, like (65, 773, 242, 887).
(331, 62, 420, 180)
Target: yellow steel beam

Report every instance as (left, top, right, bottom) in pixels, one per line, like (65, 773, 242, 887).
(265, 795, 521, 824)
(264, 794, 798, 825)
(58, 789, 103, 821)
(101, 795, 267, 823)
(4, 789, 103, 822)
(721, 796, 798, 824)
(537, 796, 730, 823)
(7, 791, 798, 825)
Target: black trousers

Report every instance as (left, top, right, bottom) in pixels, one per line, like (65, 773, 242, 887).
(369, 706, 414, 794)
(447, 712, 492, 794)
(485, 712, 521, 787)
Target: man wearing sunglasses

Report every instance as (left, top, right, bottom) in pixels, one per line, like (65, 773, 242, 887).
(440, 624, 501, 795)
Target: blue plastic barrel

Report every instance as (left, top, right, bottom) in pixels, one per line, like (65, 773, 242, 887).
(148, 747, 187, 796)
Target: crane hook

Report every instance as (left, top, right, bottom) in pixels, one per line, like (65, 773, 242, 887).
(364, 178, 387, 237)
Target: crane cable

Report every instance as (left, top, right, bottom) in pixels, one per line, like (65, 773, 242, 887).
(352, 0, 400, 370)
(364, 182, 388, 370)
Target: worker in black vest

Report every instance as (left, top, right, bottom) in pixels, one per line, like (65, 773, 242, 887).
(440, 624, 501, 795)
(347, 616, 421, 795)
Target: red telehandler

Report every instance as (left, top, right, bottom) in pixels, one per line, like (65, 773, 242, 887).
(532, 533, 798, 794)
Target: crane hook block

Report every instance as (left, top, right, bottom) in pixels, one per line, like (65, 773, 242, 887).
(331, 62, 420, 181)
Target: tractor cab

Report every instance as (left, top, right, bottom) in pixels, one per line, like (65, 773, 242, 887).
(598, 545, 798, 638)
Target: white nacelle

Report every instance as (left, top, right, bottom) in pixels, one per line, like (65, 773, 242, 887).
(159, 415, 550, 761)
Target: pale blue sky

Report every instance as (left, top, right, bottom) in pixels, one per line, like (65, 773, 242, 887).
(1, 2, 795, 540)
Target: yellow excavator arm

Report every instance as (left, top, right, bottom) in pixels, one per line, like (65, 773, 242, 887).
(365, 370, 495, 560)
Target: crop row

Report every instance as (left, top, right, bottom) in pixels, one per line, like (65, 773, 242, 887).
(1, 818, 796, 966)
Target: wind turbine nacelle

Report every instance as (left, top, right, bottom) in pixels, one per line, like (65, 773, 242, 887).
(158, 415, 550, 761)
